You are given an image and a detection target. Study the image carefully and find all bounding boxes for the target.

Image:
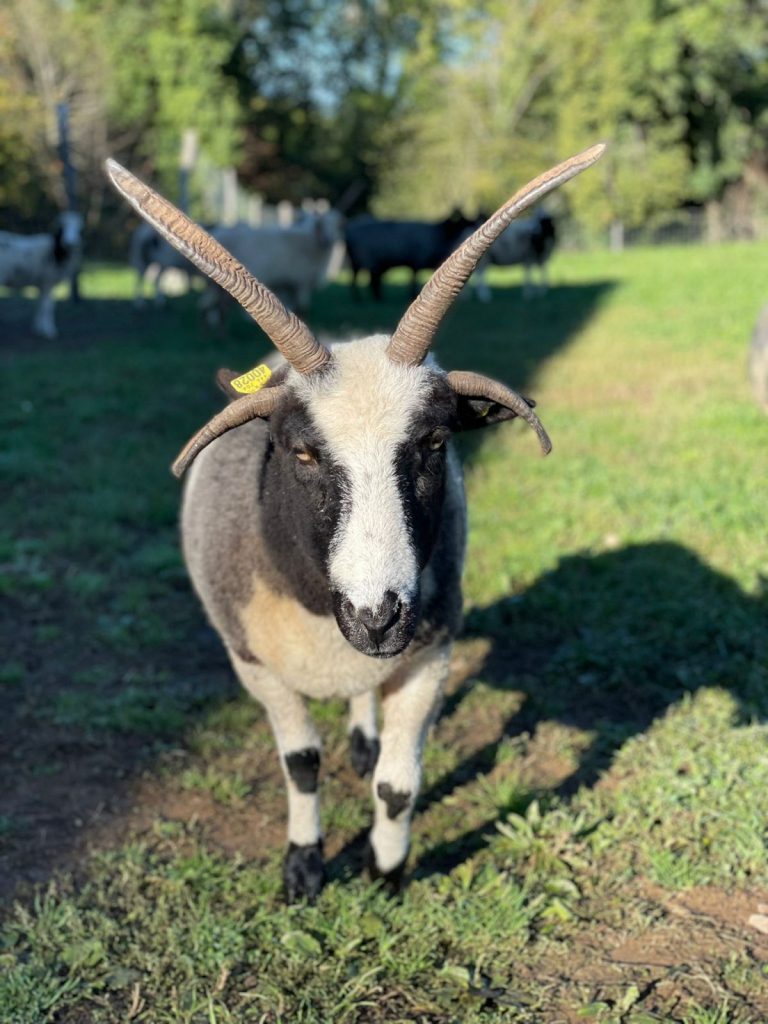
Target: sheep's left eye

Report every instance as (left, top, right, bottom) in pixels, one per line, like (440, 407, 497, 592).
(295, 449, 316, 465)
(426, 431, 446, 451)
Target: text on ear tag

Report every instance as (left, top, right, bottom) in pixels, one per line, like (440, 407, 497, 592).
(231, 364, 272, 394)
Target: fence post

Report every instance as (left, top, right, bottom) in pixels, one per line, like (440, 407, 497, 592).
(609, 220, 625, 252)
(221, 168, 239, 226)
(178, 128, 199, 213)
(277, 200, 294, 226)
(56, 102, 81, 302)
(247, 196, 263, 226)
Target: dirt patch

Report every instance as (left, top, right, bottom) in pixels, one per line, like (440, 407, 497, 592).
(527, 881, 768, 1022)
(93, 776, 288, 863)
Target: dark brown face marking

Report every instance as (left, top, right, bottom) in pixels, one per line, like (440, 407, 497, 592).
(376, 781, 412, 820)
(285, 748, 321, 793)
(260, 395, 347, 617)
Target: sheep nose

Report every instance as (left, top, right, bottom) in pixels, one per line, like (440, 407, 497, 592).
(354, 591, 402, 643)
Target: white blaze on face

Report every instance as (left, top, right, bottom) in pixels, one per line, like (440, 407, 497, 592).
(295, 336, 432, 613)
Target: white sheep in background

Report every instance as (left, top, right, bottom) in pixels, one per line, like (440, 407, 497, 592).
(129, 221, 200, 307)
(106, 142, 604, 902)
(203, 210, 345, 323)
(0, 212, 83, 338)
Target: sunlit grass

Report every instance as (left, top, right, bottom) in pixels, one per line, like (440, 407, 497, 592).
(1, 245, 768, 1022)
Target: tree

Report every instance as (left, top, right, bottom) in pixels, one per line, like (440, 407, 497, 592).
(375, 0, 768, 237)
(374, 0, 558, 218)
(0, 0, 106, 225)
(225, 0, 431, 207)
(78, 0, 244, 198)
(0, 0, 244, 228)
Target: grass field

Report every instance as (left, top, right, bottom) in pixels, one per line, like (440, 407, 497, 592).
(1, 246, 767, 1023)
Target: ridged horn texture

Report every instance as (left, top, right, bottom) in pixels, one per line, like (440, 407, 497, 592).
(171, 385, 287, 478)
(104, 159, 331, 376)
(448, 371, 552, 455)
(387, 143, 606, 366)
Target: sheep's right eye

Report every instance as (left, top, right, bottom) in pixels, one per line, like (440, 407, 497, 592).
(295, 449, 317, 465)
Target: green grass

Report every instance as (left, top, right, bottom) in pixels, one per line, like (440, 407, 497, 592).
(1, 246, 768, 1022)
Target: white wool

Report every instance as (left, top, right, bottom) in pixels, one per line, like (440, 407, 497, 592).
(294, 336, 433, 613)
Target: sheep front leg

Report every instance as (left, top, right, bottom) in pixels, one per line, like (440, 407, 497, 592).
(522, 262, 534, 299)
(230, 653, 324, 902)
(367, 646, 450, 888)
(474, 264, 492, 303)
(33, 287, 57, 339)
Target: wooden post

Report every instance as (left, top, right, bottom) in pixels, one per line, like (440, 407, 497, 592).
(277, 200, 294, 226)
(221, 167, 239, 226)
(247, 195, 263, 226)
(56, 102, 81, 301)
(178, 128, 199, 213)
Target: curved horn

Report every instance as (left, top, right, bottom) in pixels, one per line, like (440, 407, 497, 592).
(387, 143, 606, 366)
(171, 384, 287, 478)
(105, 159, 331, 376)
(448, 371, 552, 455)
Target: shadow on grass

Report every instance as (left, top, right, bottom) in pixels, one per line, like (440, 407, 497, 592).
(314, 279, 616, 379)
(409, 540, 768, 879)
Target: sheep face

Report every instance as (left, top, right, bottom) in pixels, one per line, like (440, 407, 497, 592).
(270, 337, 455, 658)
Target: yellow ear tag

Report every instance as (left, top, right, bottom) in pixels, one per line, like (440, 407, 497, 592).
(230, 364, 272, 394)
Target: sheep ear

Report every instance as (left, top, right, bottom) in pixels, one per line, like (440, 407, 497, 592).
(447, 370, 551, 453)
(453, 394, 536, 432)
(216, 368, 241, 401)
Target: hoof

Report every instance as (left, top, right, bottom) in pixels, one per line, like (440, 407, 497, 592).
(350, 727, 380, 778)
(364, 837, 408, 895)
(283, 841, 325, 904)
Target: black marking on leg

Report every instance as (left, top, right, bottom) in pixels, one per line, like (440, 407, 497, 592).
(350, 727, 380, 778)
(364, 836, 408, 894)
(376, 781, 411, 820)
(283, 840, 325, 904)
(285, 748, 320, 793)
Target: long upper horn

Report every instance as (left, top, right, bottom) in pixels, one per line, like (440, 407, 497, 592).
(104, 159, 331, 376)
(386, 143, 606, 366)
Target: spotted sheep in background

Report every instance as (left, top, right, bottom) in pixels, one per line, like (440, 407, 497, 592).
(0, 212, 82, 338)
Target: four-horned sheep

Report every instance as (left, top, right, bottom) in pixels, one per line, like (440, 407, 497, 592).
(105, 142, 605, 902)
